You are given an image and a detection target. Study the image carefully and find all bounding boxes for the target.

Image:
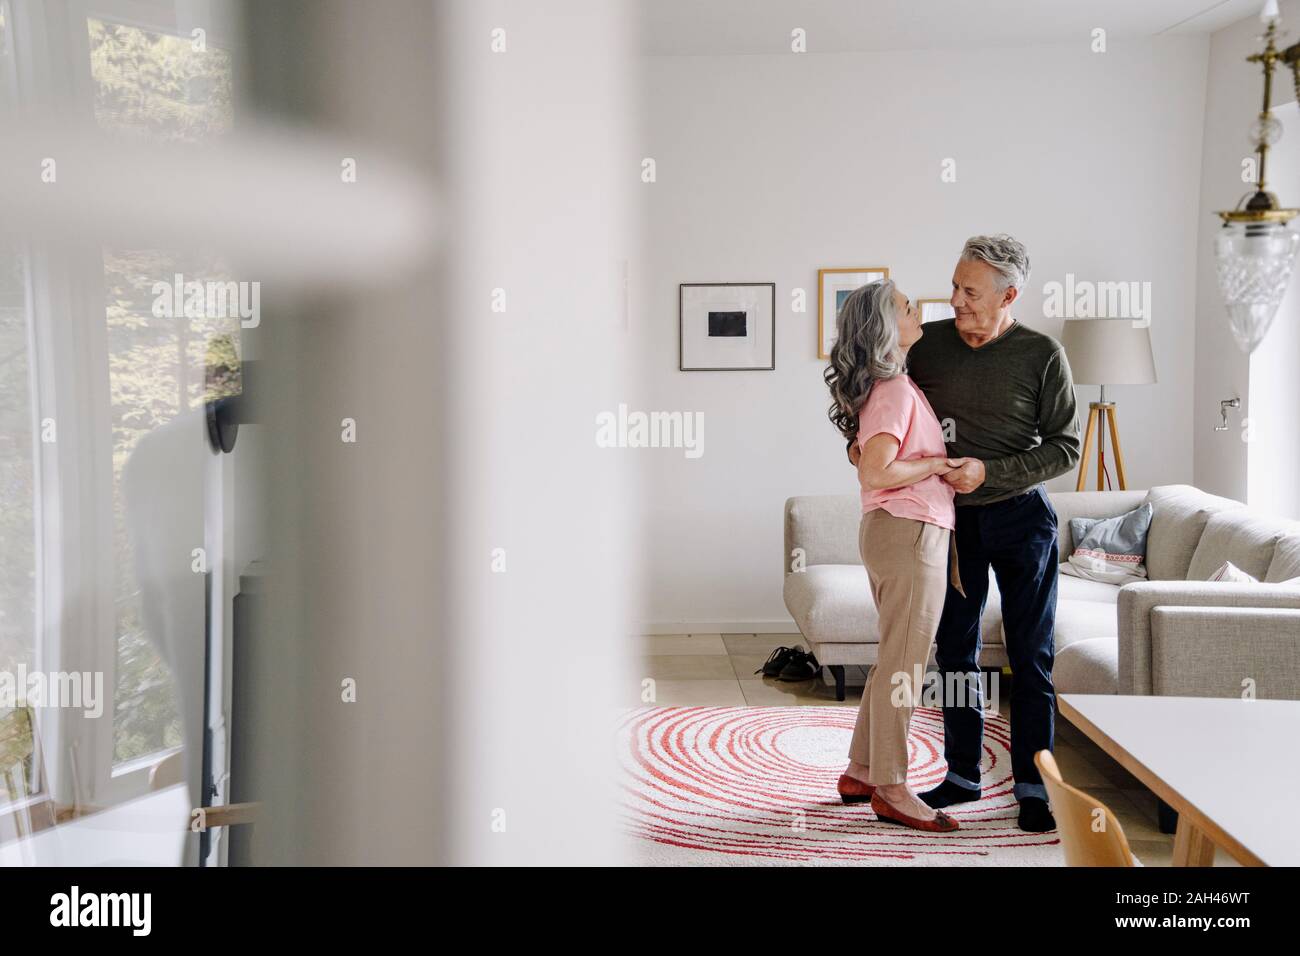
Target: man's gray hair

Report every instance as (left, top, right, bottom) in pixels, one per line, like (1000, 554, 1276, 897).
(961, 234, 1031, 291)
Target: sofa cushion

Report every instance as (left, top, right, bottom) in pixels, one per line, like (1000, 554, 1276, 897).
(785, 564, 1005, 645)
(1061, 502, 1153, 584)
(1054, 638, 1118, 694)
(1049, 489, 1149, 562)
(787, 561, 1119, 650)
(1057, 573, 1122, 604)
(921, 571, 1115, 645)
(1186, 509, 1293, 582)
(1053, 577, 1120, 648)
(784, 496, 861, 571)
(979, 578, 1005, 646)
(1266, 532, 1300, 583)
(784, 565, 878, 644)
(1144, 484, 1243, 581)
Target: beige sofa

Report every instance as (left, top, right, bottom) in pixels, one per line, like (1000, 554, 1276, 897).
(782, 485, 1300, 701)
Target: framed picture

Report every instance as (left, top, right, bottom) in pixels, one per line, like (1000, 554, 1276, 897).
(679, 282, 775, 371)
(818, 267, 889, 359)
(918, 298, 956, 324)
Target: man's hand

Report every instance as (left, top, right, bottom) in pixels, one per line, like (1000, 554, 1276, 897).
(942, 457, 986, 494)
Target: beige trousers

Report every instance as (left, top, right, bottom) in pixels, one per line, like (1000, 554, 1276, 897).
(847, 508, 952, 785)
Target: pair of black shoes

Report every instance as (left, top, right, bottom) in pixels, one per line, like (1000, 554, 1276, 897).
(919, 781, 1056, 833)
(754, 645, 819, 681)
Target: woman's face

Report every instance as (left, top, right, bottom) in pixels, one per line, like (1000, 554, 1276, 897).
(893, 289, 923, 349)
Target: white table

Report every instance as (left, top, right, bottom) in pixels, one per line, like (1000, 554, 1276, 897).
(1058, 694, 1300, 867)
(0, 784, 190, 867)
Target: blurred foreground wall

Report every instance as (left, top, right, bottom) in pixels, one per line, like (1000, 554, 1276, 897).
(238, 0, 638, 864)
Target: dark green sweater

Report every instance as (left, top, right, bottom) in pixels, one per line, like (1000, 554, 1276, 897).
(905, 318, 1081, 507)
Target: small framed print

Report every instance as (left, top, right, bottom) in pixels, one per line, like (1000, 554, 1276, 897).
(679, 282, 775, 371)
(818, 267, 889, 360)
(918, 298, 956, 324)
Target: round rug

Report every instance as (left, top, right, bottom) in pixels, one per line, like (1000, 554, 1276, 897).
(619, 705, 1062, 866)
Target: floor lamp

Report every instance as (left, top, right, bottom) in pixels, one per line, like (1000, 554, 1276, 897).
(1060, 319, 1157, 491)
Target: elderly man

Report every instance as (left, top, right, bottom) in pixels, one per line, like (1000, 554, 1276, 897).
(851, 235, 1080, 833)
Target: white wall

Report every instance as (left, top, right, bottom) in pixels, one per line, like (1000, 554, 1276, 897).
(1247, 102, 1300, 519)
(635, 37, 1210, 631)
(1193, 0, 1300, 504)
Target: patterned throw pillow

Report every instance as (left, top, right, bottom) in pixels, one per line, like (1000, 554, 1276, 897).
(1060, 503, 1154, 585)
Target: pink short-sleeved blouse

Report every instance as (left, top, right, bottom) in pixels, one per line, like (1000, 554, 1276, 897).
(856, 374, 956, 531)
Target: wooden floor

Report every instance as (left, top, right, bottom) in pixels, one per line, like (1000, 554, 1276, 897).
(634, 632, 1240, 867)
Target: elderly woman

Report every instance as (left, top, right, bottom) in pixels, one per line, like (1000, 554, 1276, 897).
(823, 279, 965, 833)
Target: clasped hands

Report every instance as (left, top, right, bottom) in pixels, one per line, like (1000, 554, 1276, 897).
(848, 444, 986, 494)
(933, 456, 985, 493)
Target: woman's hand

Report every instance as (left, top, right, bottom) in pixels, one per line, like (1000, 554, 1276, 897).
(853, 444, 948, 474)
(857, 433, 961, 491)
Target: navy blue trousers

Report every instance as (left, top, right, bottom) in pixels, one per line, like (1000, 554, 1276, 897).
(934, 484, 1058, 802)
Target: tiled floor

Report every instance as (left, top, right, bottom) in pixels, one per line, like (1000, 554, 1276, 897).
(635, 632, 1239, 868)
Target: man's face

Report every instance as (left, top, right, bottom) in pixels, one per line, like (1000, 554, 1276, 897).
(950, 259, 1014, 337)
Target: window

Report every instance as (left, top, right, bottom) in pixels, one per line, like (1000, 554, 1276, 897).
(0, 241, 39, 802)
(86, 16, 235, 764)
(103, 247, 241, 763)
(87, 18, 232, 142)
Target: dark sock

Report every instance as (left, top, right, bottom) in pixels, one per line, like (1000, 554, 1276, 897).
(1018, 797, 1056, 833)
(920, 780, 981, 809)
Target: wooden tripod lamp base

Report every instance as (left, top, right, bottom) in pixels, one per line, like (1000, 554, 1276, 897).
(1076, 401, 1128, 491)
(1061, 319, 1156, 493)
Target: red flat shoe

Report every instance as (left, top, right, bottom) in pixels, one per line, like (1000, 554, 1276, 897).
(837, 774, 876, 804)
(870, 792, 960, 832)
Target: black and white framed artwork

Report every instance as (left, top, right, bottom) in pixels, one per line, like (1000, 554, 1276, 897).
(679, 282, 775, 371)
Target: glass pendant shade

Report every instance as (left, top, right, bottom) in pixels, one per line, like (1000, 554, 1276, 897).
(1214, 220, 1300, 353)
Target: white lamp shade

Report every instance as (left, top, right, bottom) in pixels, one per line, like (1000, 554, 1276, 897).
(1060, 319, 1157, 387)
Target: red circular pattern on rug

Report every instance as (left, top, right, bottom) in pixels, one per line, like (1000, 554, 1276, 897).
(619, 705, 1061, 865)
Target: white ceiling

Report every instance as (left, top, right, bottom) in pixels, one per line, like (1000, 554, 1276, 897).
(638, 0, 1267, 55)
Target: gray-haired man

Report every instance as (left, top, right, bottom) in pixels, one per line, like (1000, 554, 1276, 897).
(854, 235, 1080, 832)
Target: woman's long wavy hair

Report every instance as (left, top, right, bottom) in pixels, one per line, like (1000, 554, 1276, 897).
(824, 279, 905, 446)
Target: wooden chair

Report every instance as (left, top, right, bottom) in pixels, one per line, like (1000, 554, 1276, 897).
(150, 750, 260, 830)
(1035, 749, 1137, 867)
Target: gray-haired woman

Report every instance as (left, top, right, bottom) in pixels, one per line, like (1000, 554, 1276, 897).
(824, 280, 966, 833)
